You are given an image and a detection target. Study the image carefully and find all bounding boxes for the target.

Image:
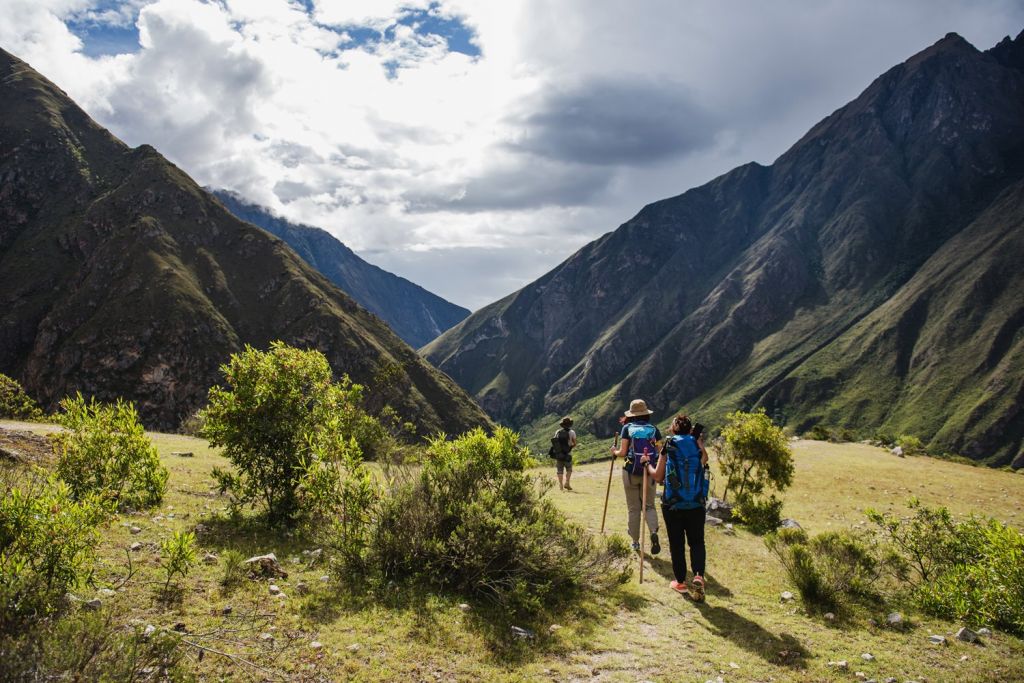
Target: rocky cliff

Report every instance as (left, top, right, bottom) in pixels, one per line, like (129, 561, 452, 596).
(424, 31, 1024, 466)
(0, 48, 491, 435)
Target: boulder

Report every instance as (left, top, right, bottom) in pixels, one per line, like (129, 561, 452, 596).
(244, 553, 288, 579)
(955, 627, 980, 644)
(706, 498, 733, 521)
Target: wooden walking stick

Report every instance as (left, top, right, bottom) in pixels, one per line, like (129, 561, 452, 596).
(639, 448, 649, 584)
(600, 430, 619, 534)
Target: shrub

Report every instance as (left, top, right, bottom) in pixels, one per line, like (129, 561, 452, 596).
(326, 428, 631, 616)
(159, 531, 196, 594)
(806, 424, 831, 442)
(896, 434, 924, 456)
(201, 342, 392, 524)
(0, 374, 44, 421)
(0, 469, 112, 633)
(869, 500, 1024, 635)
(52, 394, 167, 510)
(715, 409, 794, 503)
(766, 527, 883, 612)
(734, 493, 783, 535)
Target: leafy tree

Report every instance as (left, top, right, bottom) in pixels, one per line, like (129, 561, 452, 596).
(715, 408, 794, 503)
(0, 374, 44, 421)
(52, 394, 167, 510)
(201, 341, 388, 524)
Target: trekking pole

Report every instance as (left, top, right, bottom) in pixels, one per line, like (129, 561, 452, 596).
(600, 432, 618, 534)
(639, 448, 649, 585)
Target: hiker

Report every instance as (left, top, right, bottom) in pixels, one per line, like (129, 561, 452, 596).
(644, 414, 709, 599)
(551, 416, 577, 490)
(610, 399, 661, 555)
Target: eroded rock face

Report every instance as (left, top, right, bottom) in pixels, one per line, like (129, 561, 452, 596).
(0, 48, 491, 437)
(423, 30, 1024, 466)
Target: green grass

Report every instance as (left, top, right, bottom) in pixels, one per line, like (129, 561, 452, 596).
(6, 421, 1024, 681)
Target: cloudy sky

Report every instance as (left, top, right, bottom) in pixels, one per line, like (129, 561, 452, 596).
(2, 1, 1021, 310)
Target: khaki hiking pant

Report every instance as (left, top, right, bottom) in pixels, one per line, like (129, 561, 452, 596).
(622, 469, 659, 543)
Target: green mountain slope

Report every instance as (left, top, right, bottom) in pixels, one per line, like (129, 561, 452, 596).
(424, 31, 1024, 465)
(211, 190, 469, 348)
(0, 47, 491, 435)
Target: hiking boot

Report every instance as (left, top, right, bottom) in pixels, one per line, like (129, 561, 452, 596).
(650, 532, 661, 555)
(670, 580, 687, 594)
(565, 484, 573, 491)
(631, 541, 641, 553)
(689, 574, 706, 602)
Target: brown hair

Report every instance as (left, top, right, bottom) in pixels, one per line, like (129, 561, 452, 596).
(671, 415, 692, 435)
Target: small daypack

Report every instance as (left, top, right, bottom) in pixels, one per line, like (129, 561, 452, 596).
(625, 422, 659, 475)
(661, 434, 708, 510)
(548, 428, 572, 460)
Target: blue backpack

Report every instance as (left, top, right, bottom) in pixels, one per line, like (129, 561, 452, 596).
(662, 435, 708, 510)
(626, 423, 659, 475)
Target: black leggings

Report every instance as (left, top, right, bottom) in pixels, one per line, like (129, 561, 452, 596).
(661, 505, 706, 582)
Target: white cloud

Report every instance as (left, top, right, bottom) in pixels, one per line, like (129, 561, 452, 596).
(1, 0, 1022, 309)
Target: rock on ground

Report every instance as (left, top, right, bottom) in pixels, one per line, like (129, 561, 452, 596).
(244, 553, 288, 579)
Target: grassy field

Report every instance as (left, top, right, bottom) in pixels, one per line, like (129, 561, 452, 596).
(4, 421, 1024, 682)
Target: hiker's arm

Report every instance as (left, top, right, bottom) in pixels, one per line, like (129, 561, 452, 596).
(698, 437, 709, 466)
(611, 437, 629, 458)
(647, 450, 667, 483)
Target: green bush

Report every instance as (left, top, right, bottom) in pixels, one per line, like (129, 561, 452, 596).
(766, 527, 883, 612)
(0, 374, 44, 421)
(715, 409, 794, 503)
(201, 342, 392, 524)
(0, 469, 112, 633)
(734, 493, 783, 535)
(159, 530, 196, 594)
(896, 434, 924, 456)
(219, 549, 246, 591)
(870, 500, 1024, 635)
(326, 428, 631, 616)
(52, 394, 168, 510)
(806, 424, 832, 442)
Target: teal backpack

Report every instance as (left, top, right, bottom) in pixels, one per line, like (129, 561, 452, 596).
(662, 435, 709, 510)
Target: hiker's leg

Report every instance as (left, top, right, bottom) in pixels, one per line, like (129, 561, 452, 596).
(682, 507, 707, 576)
(622, 470, 641, 544)
(661, 505, 688, 582)
(563, 460, 572, 489)
(643, 474, 659, 534)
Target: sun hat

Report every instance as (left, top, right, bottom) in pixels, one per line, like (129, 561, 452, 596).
(623, 399, 653, 417)
(560, 416, 573, 428)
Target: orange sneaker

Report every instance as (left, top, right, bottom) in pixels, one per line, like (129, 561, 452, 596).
(689, 574, 706, 602)
(670, 580, 687, 594)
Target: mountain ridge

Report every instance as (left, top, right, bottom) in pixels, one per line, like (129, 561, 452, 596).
(424, 30, 1024, 466)
(0, 46, 491, 436)
(210, 190, 469, 348)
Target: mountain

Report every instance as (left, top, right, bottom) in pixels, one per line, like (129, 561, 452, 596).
(424, 31, 1024, 467)
(210, 190, 469, 348)
(0, 48, 491, 436)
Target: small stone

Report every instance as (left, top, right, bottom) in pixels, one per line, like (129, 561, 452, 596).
(202, 552, 218, 565)
(319, 574, 330, 582)
(222, 606, 233, 615)
(142, 624, 156, 640)
(295, 582, 310, 596)
(194, 523, 207, 535)
(728, 662, 739, 669)
(861, 653, 875, 662)
(955, 627, 979, 643)
(959, 655, 969, 662)
(83, 598, 102, 611)
(268, 584, 281, 595)
(98, 588, 116, 597)
(928, 634, 947, 645)
(884, 678, 897, 683)
(458, 603, 471, 612)
(892, 446, 904, 457)
(868, 618, 878, 627)
(706, 516, 724, 527)
(856, 673, 867, 680)
(779, 518, 802, 529)
(828, 660, 848, 670)
(977, 627, 992, 636)
(130, 542, 143, 552)
(129, 526, 142, 535)
(244, 553, 288, 579)
(824, 612, 836, 621)
(259, 633, 274, 642)
(173, 622, 186, 632)
(548, 624, 562, 633)
(346, 643, 362, 652)
(310, 641, 323, 650)
(171, 451, 194, 457)
(780, 591, 794, 602)
(510, 625, 535, 639)
(887, 612, 904, 627)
